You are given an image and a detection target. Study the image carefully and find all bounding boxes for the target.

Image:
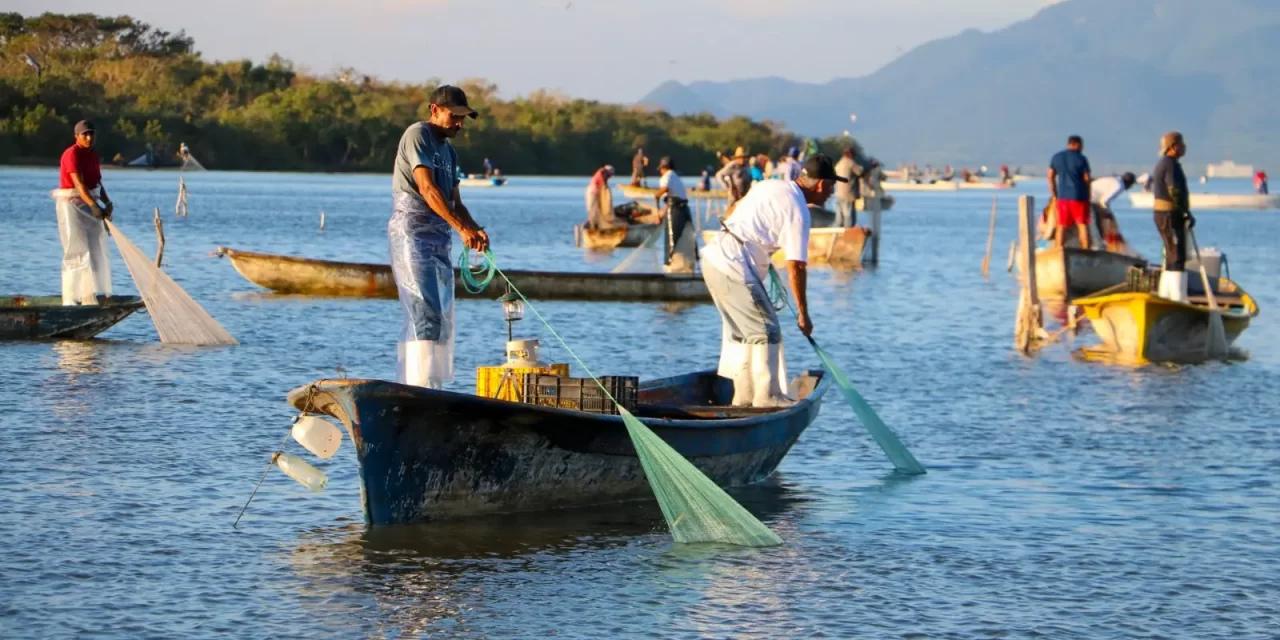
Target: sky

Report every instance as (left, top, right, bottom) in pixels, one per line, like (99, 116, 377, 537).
(11, 0, 1060, 102)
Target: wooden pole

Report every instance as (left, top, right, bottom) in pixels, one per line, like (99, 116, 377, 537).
(981, 196, 997, 277)
(1014, 195, 1042, 353)
(1006, 239, 1016, 273)
(869, 203, 881, 265)
(319, 210, 326, 231)
(153, 207, 165, 267)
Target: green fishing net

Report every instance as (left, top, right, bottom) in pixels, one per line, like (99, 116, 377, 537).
(619, 407, 783, 547)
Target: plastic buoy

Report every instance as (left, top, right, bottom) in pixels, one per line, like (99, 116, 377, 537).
(275, 453, 328, 491)
(291, 416, 342, 459)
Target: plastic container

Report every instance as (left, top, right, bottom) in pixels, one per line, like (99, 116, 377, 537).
(291, 415, 343, 459)
(275, 453, 328, 492)
(521, 374, 638, 415)
(1186, 248, 1223, 282)
(477, 363, 569, 401)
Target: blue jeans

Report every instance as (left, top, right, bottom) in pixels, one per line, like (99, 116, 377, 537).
(834, 199, 856, 228)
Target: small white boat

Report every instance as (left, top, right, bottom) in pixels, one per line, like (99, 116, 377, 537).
(956, 181, 1014, 190)
(1128, 192, 1280, 210)
(882, 181, 959, 192)
(460, 177, 507, 188)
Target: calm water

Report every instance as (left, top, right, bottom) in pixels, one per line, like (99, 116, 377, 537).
(2, 168, 1278, 638)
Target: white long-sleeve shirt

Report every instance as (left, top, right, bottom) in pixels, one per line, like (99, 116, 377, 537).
(1090, 177, 1126, 209)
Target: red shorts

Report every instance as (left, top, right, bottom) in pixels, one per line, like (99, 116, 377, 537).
(1056, 199, 1091, 226)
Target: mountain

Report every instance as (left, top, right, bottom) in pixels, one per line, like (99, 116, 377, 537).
(637, 0, 1280, 170)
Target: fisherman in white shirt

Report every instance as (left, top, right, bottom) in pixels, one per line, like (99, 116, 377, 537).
(1090, 171, 1138, 254)
(701, 155, 843, 408)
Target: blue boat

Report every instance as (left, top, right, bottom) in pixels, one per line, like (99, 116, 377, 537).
(0, 295, 144, 340)
(286, 369, 830, 525)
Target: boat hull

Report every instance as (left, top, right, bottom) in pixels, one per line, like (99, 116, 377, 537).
(699, 227, 871, 267)
(1019, 246, 1146, 301)
(577, 223, 658, 250)
(1129, 192, 1280, 210)
(287, 370, 829, 524)
(882, 181, 958, 192)
(1075, 288, 1257, 364)
(0, 295, 144, 340)
(620, 185, 727, 200)
(459, 177, 505, 187)
(216, 247, 712, 302)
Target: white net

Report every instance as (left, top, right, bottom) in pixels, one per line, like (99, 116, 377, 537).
(106, 220, 238, 345)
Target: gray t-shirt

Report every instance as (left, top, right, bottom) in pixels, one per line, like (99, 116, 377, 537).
(392, 122, 459, 205)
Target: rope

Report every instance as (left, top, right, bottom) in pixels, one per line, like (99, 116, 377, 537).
(458, 248, 497, 293)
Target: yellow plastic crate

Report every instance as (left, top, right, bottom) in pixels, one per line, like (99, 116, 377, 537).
(476, 364, 569, 402)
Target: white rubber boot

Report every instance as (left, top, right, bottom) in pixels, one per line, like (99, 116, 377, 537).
(1158, 270, 1188, 303)
(750, 343, 794, 408)
(403, 340, 437, 389)
(727, 342, 754, 406)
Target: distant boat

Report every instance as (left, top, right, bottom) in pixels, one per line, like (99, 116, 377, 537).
(882, 181, 958, 192)
(0, 295, 143, 340)
(460, 176, 506, 187)
(1129, 192, 1280, 210)
(620, 185, 728, 200)
(1205, 159, 1255, 179)
(215, 247, 712, 303)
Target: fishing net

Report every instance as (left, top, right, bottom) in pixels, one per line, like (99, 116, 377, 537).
(767, 267, 925, 475)
(106, 220, 238, 345)
(610, 224, 663, 274)
(470, 249, 782, 546)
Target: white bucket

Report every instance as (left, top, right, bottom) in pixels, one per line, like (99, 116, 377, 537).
(291, 415, 343, 459)
(1187, 248, 1223, 282)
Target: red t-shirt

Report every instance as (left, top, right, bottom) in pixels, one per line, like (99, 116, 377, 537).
(590, 170, 610, 188)
(59, 144, 102, 190)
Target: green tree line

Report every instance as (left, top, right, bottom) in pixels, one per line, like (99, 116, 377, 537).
(0, 12, 866, 175)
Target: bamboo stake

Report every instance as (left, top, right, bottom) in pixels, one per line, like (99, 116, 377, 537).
(981, 196, 997, 277)
(319, 210, 326, 231)
(153, 207, 165, 267)
(1006, 239, 1017, 273)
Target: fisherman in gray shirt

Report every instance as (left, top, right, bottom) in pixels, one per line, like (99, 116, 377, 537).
(388, 84, 490, 388)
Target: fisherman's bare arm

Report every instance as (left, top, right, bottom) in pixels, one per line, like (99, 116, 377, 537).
(787, 260, 812, 336)
(414, 165, 488, 251)
(1046, 168, 1058, 201)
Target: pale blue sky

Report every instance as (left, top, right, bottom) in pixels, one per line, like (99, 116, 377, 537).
(12, 0, 1059, 102)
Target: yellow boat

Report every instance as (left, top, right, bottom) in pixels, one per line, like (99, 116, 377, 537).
(1073, 277, 1259, 365)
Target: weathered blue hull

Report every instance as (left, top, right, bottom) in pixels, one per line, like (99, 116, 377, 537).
(0, 295, 144, 340)
(287, 369, 829, 525)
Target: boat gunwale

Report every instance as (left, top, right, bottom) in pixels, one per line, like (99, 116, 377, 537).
(287, 368, 831, 433)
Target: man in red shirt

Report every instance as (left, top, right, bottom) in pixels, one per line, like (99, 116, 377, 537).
(53, 120, 114, 304)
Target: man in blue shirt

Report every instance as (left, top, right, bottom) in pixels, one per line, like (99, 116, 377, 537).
(1047, 135, 1093, 250)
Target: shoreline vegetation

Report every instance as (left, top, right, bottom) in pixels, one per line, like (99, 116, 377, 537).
(1, 12, 863, 176)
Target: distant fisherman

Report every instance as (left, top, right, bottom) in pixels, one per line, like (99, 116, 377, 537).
(716, 147, 753, 207)
(654, 156, 697, 274)
(1090, 172, 1138, 254)
(1047, 135, 1093, 250)
(389, 85, 489, 389)
(52, 120, 113, 306)
(701, 155, 840, 407)
(1151, 132, 1194, 302)
(1255, 170, 1269, 195)
(585, 164, 616, 229)
(631, 147, 648, 188)
(833, 148, 862, 228)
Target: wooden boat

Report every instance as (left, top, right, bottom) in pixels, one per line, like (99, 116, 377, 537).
(1128, 192, 1280, 210)
(1074, 277, 1258, 364)
(620, 185, 727, 200)
(459, 177, 506, 188)
(956, 181, 1013, 190)
(286, 368, 830, 524)
(699, 227, 871, 267)
(806, 198, 895, 228)
(882, 181, 959, 192)
(0, 295, 144, 340)
(216, 247, 712, 302)
(575, 223, 659, 250)
(1018, 246, 1147, 301)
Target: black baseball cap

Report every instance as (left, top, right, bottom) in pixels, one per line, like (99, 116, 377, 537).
(430, 85, 479, 119)
(801, 154, 847, 182)
(74, 120, 95, 135)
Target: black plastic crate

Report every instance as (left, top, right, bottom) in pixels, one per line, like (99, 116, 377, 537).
(521, 375, 638, 415)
